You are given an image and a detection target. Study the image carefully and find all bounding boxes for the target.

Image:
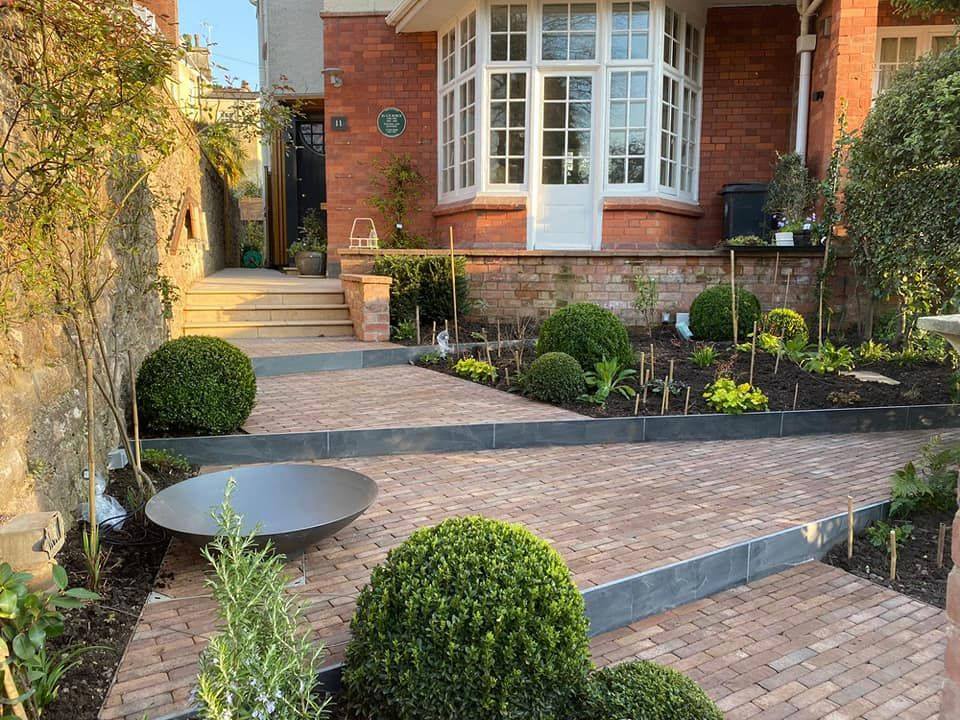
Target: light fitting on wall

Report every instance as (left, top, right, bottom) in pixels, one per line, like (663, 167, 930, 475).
(322, 68, 345, 88)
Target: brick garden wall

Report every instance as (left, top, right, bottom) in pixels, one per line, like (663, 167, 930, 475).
(322, 12, 438, 274)
(341, 248, 857, 328)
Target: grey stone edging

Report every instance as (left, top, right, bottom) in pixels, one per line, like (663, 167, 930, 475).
(151, 498, 890, 718)
(141, 404, 960, 467)
(252, 339, 530, 377)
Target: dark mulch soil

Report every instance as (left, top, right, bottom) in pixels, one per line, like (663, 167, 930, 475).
(823, 511, 954, 608)
(43, 461, 196, 720)
(391, 318, 541, 346)
(417, 327, 954, 416)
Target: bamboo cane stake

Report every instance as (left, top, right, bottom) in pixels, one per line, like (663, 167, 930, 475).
(650, 343, 655, 378)
(938, 522, 947, 569)
(661, 375, 669, 415)
(496, 319, 502, 358)
(449, 228, 460, 348)
(773, 251, 780, 289)
(684, 386, 691, 415)
(634, 393, 641, 416)
(749, 321, 758, 386)
(847, 496, 854, 561)
(729, 250, 738, 345)
(128, 350, 141, 472)
(782, 268, 792, 311)
(432, 320, 437, 345)
(416, 305, 422, 345)
(0, 641, 27, 720)
(668, 359, 675, 384)
(774, 348, 782, 375)
(793, 382, 799, 411)
(889, 530, 898, 580)
(505, 366, 510, 386)
(86, 359, 97, 547)
(642, 384, 648, 409)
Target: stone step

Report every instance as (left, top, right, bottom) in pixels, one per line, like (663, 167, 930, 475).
(185, 289, 346, 308)
(183, 320, 355, 339)
(184, 304, 351, 324)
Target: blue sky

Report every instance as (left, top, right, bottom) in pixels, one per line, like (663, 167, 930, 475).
(180, 0, 260, 88)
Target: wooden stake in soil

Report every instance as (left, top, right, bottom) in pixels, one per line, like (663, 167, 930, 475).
(634, 393, 641, 416)
(642, 384, 648, 408)
(782, 268, 792, 311)
(936, 522, 947, 568)
(684, 386, 691, 415)
(128, 350, 141, 472)
(449, 227, 461, 348)
(0, 640, 27, 720)
(650, 343, 655, 378)
(793, 382, 799, 411)
(661, 376, 669, 415)
(729, 250, 738, 345)
(847, 496, 854, 560)
(774, 348, 782, 375)
(432, 320, 437, 345)
(505, 366, 510, 386)
(749, 321, 758, 386)
(668, 359, 675, 384)
(415, 306, 422, 345)
(496, 319, 502, 357)
(639, 352, 646, 389)
(889, 530, 898, 580)
(773, 251, 780, 288)
(85, 359, 97, 546)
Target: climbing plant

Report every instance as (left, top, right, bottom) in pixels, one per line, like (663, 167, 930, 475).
(367, 154, 428, 248)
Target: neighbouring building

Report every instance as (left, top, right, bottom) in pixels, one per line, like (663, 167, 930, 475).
(256, 0, 955, 314)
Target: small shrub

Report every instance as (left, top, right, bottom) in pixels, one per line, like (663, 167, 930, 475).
(802, 340, 855, 374)
(857, 339, 892, 363)
(343, 516, 591, 720)
(141, 448, 192, 474)
(137, 336, 256, 435)
(373, 254, 470, 326)
(525, 352, 586, 404)
(755, 331, 783, 355)
(690, 344, 717, 368)
(391, 320, 416, 341)
(633, 273, 659, 330)
(580, 357, 637, 405)
(689, 285, 761, 342)
(536, 303, 634, 369)
(890, 436, 960, 517)
(195, 481, 330, 720)
(866, 520, 913, 552)
(454, 357, 498, 384)
(579, 661, 723, 720)
(780, 335, 809, 364)
(763, 308, 808, 344)
(703, 378, 769, 414)
(727, 234, 766, 246)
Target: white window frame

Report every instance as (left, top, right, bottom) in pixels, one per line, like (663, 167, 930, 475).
(487, 69, 532, 188)
(539, 3, 600, 63)
(489, 3, 531, 63)
(873, 25, 958, 97)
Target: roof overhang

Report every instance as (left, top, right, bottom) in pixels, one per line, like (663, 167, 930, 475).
(386, 0, 473, 32)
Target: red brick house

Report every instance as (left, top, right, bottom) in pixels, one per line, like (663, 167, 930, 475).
(262, 0, 955, 318)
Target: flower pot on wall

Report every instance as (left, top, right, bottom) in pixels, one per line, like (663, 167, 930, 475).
(774, 231, 795, 247)
(793, 230, 813, 247)
(296, 251, 326, 277)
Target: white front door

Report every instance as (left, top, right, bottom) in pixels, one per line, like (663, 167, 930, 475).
(532, 72, 598, 249)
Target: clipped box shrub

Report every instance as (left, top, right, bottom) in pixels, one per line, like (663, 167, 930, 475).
(536, 303, 634, 370)
(343, 516, 591, 720)
(763, 308, 808, 344)
(372, 254, 470, 327)
(137, 336, 256, 436)
(689, 285, 761, 342)
(580, 661, 723, 720)
(526, 352, 585, 404)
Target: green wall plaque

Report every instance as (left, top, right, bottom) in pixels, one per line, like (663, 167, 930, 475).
(377, 107, 407, 138)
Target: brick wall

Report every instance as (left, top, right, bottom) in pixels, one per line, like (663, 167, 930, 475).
(699, 5, 799, 241)
(341, 248, 856, 327)
(601, 202, 702, 249)
(322, 12, 438, 274)
(139, 0, 179, 45)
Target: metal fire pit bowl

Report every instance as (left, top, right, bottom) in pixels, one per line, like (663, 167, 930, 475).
(145, 464, 378, 556)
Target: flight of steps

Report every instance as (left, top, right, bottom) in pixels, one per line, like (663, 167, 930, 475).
(183, 281, 354, 339)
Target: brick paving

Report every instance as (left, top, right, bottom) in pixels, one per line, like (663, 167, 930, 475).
(232, 337, 400, 357)
(243, 365, 582, 433)
(99, 429, 955, 719)
(592, 562, 946, 720)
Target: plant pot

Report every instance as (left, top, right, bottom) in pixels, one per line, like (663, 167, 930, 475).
(774, 231, 795, 247)
(296, 251, 326, 277)
(793, 230, 813, 247)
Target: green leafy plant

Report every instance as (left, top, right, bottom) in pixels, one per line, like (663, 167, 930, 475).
(0, 563, 100, 719)
(763, 152, 819, 230)
(889, 436, 960, 517)
(763, 308, 808, 344)
(367, 154, 428, 248)
(866, 520, 913, 552)
(418, 351, 444, 366)
(372, 254, 471, 327)
(703, 378, 769, 415)
(536, 303, 634, 370)
(343, 516, 590, 720)
(754, 331, 783, 356)
(632, 273, 659, 332)
(454, 357, 498, 384)
(524, 352, 586, 404)
(580, 357, 637, 405)
(644, 377, 686, 397)
(195, 481, 330, 720)
(802, 340, 855, 374)
(137, 336, 257, 435)
(857, 339, 893, 363)
(391, 320, 416, 342)
(726, 234, 766, 247)
(690, 344, 718, 368)
(689, 285, 761, 342)
(290, 208, 327, 255)
(141, 448, 192, 475)
(150, 275, 180, 322)
(579, 661, 723, 720)
(780, 335, 809, 365)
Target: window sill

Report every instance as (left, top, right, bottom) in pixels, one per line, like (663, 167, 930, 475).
(433, 195, 527, 217)
(603, 197, 704, 218)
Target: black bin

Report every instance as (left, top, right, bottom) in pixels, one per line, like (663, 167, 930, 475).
(720, 183, 769, 240)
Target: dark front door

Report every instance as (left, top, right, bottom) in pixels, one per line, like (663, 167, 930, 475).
(283, 118, 327, 261)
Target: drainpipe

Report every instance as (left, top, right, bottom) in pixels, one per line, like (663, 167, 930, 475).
(795, 0, 824, 160)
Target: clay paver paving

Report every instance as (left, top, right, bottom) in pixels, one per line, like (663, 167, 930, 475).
(243, 364, 583, 433)
(592, 562, 945, 719)
(100, 428, 957, 719)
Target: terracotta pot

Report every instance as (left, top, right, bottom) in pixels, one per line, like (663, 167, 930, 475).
(296, 251, 326, 276)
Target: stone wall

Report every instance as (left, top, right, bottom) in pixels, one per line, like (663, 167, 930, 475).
(340, 247, 858, 328)
(0, 115, 232, 517)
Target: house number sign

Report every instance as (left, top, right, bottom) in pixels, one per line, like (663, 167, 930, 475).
(377, 107, 406, 138)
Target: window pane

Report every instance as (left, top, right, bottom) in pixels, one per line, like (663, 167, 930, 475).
(490, 71, 528, 185)
(608, 70, 647, 185)
(933, 35, 957, 56)
(609, 130, 626, 155)
(568, 158, 590, 184)
(491, 34, 509, 61)
(509, 130, 526, 154)
(510, 34, 528, 61)
(613, 3, 630, 30)
(491, 102, 507, 128)
(510, 7, 527, 30)
(610, 101, 627, 126)
(510, 73, 527, 97)
(569, 34, 596, 60)
(631, 35, 649, 59)
(899, 36, 917, 62)
(627, 158, 644, 184)
(570, 4, 597, 30)
(542, 5, 568, 32)
(491, 130, 507, 155)
(879, 37, 898, 63)
(569, 76, 593, 99)
(544, 103, 566, 128)
(542, 34, 568, 60)
(542, 3, 596, 60)
(609, 157, 626, 183)
(508, 159, 525, 184)
(568, 103, 591, 128)
(490, 158, 507, 183)
(543, 159, 565, 183)
(543, 131, 566, 155)
(509, 101, 526, 126)
(611, 35, 629, 59)
(568, 130, 591, 155)
(491, 73, 507, 99)
(544, 76, 567, 99)
(491, 5, 508, 32)
(610, 72, 628, 97)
